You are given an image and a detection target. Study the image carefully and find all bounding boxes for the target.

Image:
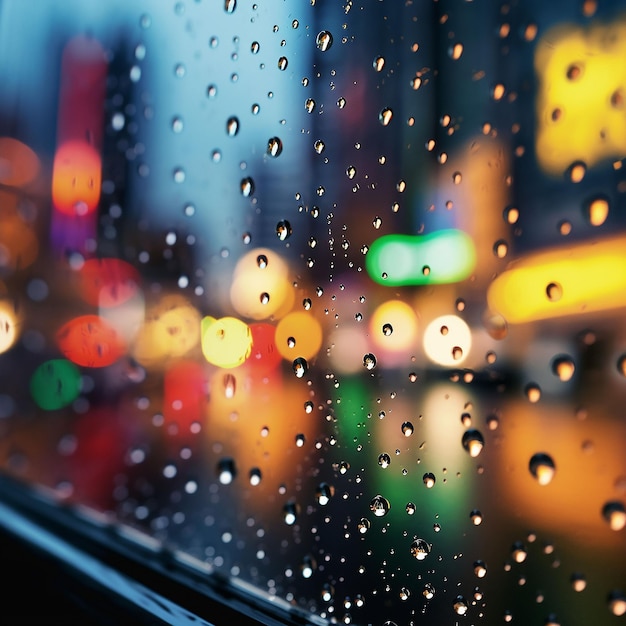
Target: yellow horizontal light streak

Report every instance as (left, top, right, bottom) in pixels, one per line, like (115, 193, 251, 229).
(487, 236, 626, 323)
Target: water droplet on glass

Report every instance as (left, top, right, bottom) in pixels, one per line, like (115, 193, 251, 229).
(226, 116, 240, 136)
(378, 453, 391, 469)
(399, 587, 411, 601)
(316, 482, 334, 505)
(528, 452, 556, 485)
(314, 139, 325, 154)
(511, 541, 528, 563)
(303, 298, 312, 311)
(259, 292, 270, 305)
(401, 421, 414, 437)
(602, 500, 626, 531)
(474, 560, 487, 578)
(278, 56, 288, 70)
(223, 373, 236, 398)
(410, 538, 431, 560)
(305, 98, 316, 113)
(255, 254, 268, 269)
(346, 165, 356, 179)
(173, 167, 185, 183)
(462, 429, 485, 457)
(369, 494, 391, 517)
(316, 30, 333, 51)
(267, 137, 283, 157)
(224, 0, 236, 13)
(570, 573, 586, 592)
(240, 177, 255, 197)
(568, 161, 586, 183)
(249, 467, 262, 485)
(276, 220, 292, 240)
(382, 323, 393, 336)
(525, 383, 542, 403)
(423, 583, 435, 599)
(358, 517, 371, 533)
(423, 472, 436, 488)
(373, 56, 385, 71)
(493, 240, 508, 258)
(363, 353, 377, 370)
(292, 19, 299, 29)
(584, 196, 609, 226)
(608, 590, 626, 616)
(292, 357, 308, 378)
(379, 107, 393, 126)
(336, 96, 346, 109)
(552, 356, 575, 381)
(406, 502, 416, 515)
(470, 509, 483, 525)
(283, 501, 299, 525)
(321, 583, 334, 602)
(449, 42, 464, 59)
(251, 41, 260, 54)
(172, 116, 184, 133)
(217, 457, 236, 484)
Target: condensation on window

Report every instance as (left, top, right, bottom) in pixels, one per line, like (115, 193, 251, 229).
(0, 0, 626, 624)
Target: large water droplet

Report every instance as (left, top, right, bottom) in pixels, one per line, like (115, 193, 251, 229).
(584, 195, 609, 226)
(552, 356, 575, 382)
(378, 453, 391, 469)
(217, 457, 236, 484)
(401, 421, 414, 436)
(305, 98, 316, 113)
(379, 107, 393, 126)
(382, 323, 393, 336)
(462, 429, 485, 457)
(369, 494, 390, 517)
(602, 500, 626, 531)
(608, 590, 626, 616)
(529, 452, 556, 485)
(474, 560, 487, 578)
(314, 139, 325, 154)
(358, 517, 371, 533)
(256, 254, 268, 268)
(267, 136, 283, 157)
(316, 30, 333, 51)
(453, 595, 468, 615)
(240, 177, 255, 197)
(224, 0, 236, 13)
(423, 472, 436, 488)
(423, 583, 435, 599)
(373, 56, 385, 72)
(363, 353, 377, 370)
(278, 56, 288, 70)
(470, 509, 483, 525)
(410, 538, 431, 560)
(283, 501, 299, 525)
(226, 116, 239, 136)
(276, 220, 292, 240)
(292, 357, 308, 378)
(511, 541, 528, 563)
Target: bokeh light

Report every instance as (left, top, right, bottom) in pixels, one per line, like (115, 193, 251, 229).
(370, 300, 419, 354)
(30, 359, 81, 410)
(201, 316, 252, 369)
(423, 315, 472, 366)
(275, 311, 322, 361)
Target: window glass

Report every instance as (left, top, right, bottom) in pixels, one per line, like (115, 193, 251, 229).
(1, 0, 626, 624)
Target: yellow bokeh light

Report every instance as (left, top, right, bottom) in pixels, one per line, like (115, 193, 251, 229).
(423, 315, 471, 367)
(201, 316, 252, 369)
(487, 235, 626, 323)
(327, 326, 370, 374)
(230, 248, 294, 320)
(370, 300, 418, 353)
(535, 20, 626, 175)
(0, 300, 19, 354)
(275, 311, 322, 361)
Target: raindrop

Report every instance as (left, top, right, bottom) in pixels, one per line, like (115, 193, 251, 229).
(276, 220, 292, 240)
(278, 56, 288, 70)
(283, 501, 299, 525)
(567, 161, 586, 183)
(295, 433, 305, 447)
(382, 323, 393, 336)
(259, 292, 270, 305)
(378, 453, 391, 469)
(358, 517, 371, 533)
(608, 590, 626, 616)
(369, 494, 391, 517)
(470, 509, 483, 525)
(303, 298, 312, 310)
(511, 541, 528, 563)
(240, 177, 255, 197)
(618, 355, 626, 376)
(462, 429, 485, 458)
(379, 107, 393, 126)
(363, 353, 377, 370)
(346, 165, 357, 179)
(316, 30, 333, 51)
(224, 0, 236, 13)
(292, 19, 299, 29)
(207, 84, 217, 98)
(453, 595, 468, 616)
(529, 453, 556, 485)
(570, 573, 587, 592)
(249, 467, 262, 486)
(321, 584, 334, 602)
(373, 56, 385, 72)
(525, 383, 542, 403)
(292, 357, 308, 379)
(552, 356, 575, 381)
(423, 473, 436, 488)
(301, 556, 316, 579)
(256, 254, 268, 268)
(287, 336, 296, 349)
(226, 116, 240, 136)
(546, 282, 563, 301)
(171, 116, 184, 133)
(305, 98, 316, 113)
(217, 457, 237, 484)
(267, 137, 283, 157)
(336, 97, 346, 109)
(423, 583, 435, 599)
(602, 501, 626, 531)
(401, 421, 414, 436)
(493, 240, 508, 258)
(474, 560, 487, 578)
(406, 502, 416, 515)
(410, 538, 431, 560)
(223, 373, 236, 398)
(251, 41, 260, 54)
(304, 400, 314, 413)
(316, 482, 334, 505)
(584, 196, 609, 226)
(314, 139, 325, 154)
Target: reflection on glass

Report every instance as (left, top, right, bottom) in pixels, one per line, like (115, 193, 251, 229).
(0, 0, 626, 624)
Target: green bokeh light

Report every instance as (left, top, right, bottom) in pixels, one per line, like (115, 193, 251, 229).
(365, 229, 476, 286)
(30, 359, 81, 411)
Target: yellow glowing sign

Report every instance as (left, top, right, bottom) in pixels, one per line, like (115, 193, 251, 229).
(535, 20, 626, 175)
(201, 316, 252, 369)
(487, 235, 626, 323)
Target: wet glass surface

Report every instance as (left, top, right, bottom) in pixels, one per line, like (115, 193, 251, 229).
(1, 0, 626, 623)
